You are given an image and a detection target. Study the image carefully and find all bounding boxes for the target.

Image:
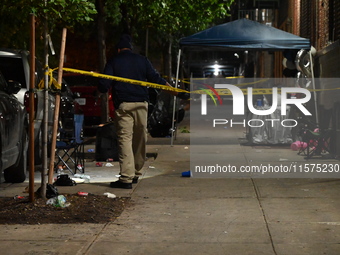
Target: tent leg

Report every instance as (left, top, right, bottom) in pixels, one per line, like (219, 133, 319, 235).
(171, 49, 182, 146)
(309, 51, 319, 126)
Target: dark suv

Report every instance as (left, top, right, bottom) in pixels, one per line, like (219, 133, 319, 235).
(0, 71, 28, 183)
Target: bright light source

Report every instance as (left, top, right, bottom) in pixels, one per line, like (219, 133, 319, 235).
(213, 64, 220, 76)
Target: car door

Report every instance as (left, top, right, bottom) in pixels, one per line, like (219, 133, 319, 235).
(0, 83, 21, 169)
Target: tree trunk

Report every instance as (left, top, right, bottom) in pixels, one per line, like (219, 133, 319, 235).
(163, 38, 172, 83)
(96, 0, 109, 123)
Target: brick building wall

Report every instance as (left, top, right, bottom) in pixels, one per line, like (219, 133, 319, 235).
(300, 0, 339, 50)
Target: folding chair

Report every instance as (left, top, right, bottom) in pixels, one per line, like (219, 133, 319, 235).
(301, 129, 332, 159)
(55, 114, 85, 175)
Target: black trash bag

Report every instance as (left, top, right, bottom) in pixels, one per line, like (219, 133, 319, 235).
(36, 184, 59, 199)
(148, 91, 185, 137)
(53, 174, 76, 186)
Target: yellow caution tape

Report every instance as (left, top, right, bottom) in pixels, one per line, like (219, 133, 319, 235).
(42, 67, 339, 97)
(62, 68, 189, 93)
(37, 68, 62, 90)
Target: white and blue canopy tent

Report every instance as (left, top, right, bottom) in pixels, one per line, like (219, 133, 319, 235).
(171, 18, 313, 145)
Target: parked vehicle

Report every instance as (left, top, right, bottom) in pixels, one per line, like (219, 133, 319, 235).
(0, 71, 28, 183)
(0, 49, 55, 164)
(62, 73, 114, 136)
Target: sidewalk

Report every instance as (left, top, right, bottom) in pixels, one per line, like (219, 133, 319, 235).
(1, 119, 340, 255)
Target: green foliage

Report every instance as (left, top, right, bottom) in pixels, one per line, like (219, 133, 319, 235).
(0, 0, 97, 49)
(104, 1, 121, 24)
(117, 0, 232, 37)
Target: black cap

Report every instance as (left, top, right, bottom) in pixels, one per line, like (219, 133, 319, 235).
(116, 34, 133, 49)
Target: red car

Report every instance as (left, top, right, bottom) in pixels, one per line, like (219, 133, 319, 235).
(63, 74, 114, 136)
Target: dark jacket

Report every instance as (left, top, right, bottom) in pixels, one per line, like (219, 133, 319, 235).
(98, 50, 167, 108)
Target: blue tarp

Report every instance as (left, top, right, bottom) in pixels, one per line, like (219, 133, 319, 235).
(179, 19, 310, 50)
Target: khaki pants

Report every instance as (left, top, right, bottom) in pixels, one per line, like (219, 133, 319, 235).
(114, 102, 148, 183)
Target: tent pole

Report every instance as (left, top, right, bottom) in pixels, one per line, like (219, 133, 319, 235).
(171, 49, 182, 146)
(309, 51, 319, 126)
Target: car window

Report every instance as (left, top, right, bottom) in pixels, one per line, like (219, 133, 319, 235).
(0, 57, 26, 87)
(35, 58, 44, 85)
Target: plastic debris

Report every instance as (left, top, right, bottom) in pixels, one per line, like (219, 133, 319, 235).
(106, 158, 114, 162)
(149, 166, 155, 169)
(88, 149, 95, 153)
(105, 163, 114, 167)
(291, 141, 307, 151)
(78, 192, 88, 196)
(46, 195, 70, 208)
(56, 165, 64, 176)
(71, 178, 85, 184)
(14, 195, 24, 199)
(74, 174, 91, 183)
(181, 171, 191, 177)
(103, 192, 116, 198)
(96, 162, 103, 167)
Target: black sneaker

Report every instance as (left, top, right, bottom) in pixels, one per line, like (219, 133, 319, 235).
(132, 176, 139, 184)
(110, 180, 132, 189)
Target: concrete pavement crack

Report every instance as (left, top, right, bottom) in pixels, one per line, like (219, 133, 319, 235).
(77, 222, 110, 255)
(251, 178, 278, 255)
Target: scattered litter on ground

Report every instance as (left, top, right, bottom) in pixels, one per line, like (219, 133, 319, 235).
(104, 192, 117, 198)
(291, 141, 307, 151)
(179, 126, 190, 133)
(96, 162, 103, 167)
(54, 174, 77, 186)
(105, 163, 114, 167)
(74, 174, 91, 183)
(149, 166, 155, 168)
(46, 195, 70, 208)
(181, 171, 191, 177)
(78, 192, 89, 196)
(0, 195, 130, 224)
(71, 178, 85, 184)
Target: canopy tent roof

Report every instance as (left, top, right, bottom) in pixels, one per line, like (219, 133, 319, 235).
(179, 18, 310, 50)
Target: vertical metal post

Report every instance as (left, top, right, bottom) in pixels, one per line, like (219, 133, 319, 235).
(171, 49, 181, 146)
(309, 51, 319, 126)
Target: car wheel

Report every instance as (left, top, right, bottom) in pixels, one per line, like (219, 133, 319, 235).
(4, 129, 28, 183)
